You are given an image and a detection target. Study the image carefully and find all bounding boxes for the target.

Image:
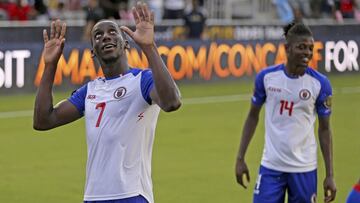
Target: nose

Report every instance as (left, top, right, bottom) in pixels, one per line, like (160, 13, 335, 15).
(102, 32, 111, 42)
(306, 48, 312, 55)
(303, 47, 312, 58)
(307, 49, 313, 58)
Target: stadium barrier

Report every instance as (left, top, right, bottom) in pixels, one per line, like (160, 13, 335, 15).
(0, 24, 359, 94)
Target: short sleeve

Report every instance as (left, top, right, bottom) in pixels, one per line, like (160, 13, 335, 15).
(252, 71, 266, 106)
(141, 69, 154, 105)
(68, 84, 87, 116)
(316, 78, 332, 117)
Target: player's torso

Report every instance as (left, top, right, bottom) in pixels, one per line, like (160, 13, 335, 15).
(84, 73, 148, 148)
(264, 70, 321, 126)
(81, 71, 159, 201)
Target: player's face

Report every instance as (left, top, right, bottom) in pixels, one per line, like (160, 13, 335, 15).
(91, 21, 126, 62)
(287, 35, 314, 73)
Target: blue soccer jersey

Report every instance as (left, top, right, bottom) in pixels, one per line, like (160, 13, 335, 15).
(69, 68, 159, 203)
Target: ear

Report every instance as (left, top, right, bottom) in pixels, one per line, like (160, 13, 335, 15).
(91, 49, 95, 58)
(285, 42, 290, 52)
(124, 40, 130, 50)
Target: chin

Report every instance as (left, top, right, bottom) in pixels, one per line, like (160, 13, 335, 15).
(101, 55, 119, 63)
(297, 64, 308, 69)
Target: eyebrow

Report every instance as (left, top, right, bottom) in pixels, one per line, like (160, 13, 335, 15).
(92, 28, 101, 34)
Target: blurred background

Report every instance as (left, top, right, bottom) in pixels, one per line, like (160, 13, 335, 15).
(0, 0, 360, 202)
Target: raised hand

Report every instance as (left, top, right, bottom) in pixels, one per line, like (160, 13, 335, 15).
(120, 1, 154, 47)
(42, 20, 66, 65)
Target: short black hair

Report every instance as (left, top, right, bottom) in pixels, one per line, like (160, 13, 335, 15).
(283, 21, 312, 41)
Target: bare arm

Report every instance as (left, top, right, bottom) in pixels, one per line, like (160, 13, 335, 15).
(121, 2, 181, 112)
(318, 116, 337, 203)
(33, 20, 81, 131)
(235, 103, 262, 188)
(144, 44, 181, 112)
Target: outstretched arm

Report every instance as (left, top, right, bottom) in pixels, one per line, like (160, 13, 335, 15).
(120, 2, 181, 112)
(235, 103, 261, 189)
(33, 20, 81, 131)
(318, 116, 337, 203)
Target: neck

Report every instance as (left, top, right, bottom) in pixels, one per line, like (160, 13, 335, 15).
(100, 57, 129, 78)
(285, 62, 305, 77)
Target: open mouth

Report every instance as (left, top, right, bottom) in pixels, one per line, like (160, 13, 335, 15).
(102, 44, 117, 51)
(299, 57, 309, 67)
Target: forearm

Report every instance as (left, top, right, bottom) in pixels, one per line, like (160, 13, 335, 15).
(319, 127, 334, 177)
(142, 44, 181, 110)
(33, 63, 57, 130)
(237, 115, 259, 160)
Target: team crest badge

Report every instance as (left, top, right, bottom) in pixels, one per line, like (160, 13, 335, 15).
(324, 96, 332, 108)
(311, 193, 317, 203)
(299, 89, 311, 100)
(114, 87, 127, 99)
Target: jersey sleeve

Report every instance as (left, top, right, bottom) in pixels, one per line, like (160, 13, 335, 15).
(252, 71, 266, 106)
(316, 77, 332, 117)
(141, 69, 154, 105)
(68, 84, 87, 116)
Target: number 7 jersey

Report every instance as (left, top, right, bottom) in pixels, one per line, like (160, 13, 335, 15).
(252, 64, 332, 173)
(68, 68, 160, 203)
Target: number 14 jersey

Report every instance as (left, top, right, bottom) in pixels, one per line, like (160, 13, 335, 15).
(252, 64, 332, 173)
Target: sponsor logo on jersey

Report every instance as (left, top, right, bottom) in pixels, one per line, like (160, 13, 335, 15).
(324, 95, 332, 108)
(114, 87, 127, 99)
(87, 95, 96, 99)
(299, 89, 311, 100)
(311, 193, 317, 203)
(267, 86, 282, 93)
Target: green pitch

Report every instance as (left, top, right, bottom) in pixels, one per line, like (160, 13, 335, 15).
(0, 74, 359, 203)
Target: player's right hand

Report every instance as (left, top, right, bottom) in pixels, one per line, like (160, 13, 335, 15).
(235, 158, 250, 189)
(42, 19, 66, 65)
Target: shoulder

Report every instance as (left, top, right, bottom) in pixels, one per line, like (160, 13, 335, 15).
(127, 68, 151, 77)
(128, 68, 142, 76)
(305, 67, 331, 86)
(257, 64, 284, 78)
(87, 77, 105, 87)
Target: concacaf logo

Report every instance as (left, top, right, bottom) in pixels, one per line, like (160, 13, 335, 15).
(311, 193, 317, 203)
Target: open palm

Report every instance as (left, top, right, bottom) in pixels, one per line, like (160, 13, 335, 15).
(121, 2, 154, 47)
(43, 20, 66, 65)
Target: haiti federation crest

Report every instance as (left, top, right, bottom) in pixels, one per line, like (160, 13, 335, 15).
(114, 87, 127, 99)
(299, 89, 311, 100)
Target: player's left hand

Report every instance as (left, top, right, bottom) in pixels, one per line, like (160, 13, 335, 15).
(120, 1, 154, 48)
(323, 176, 336, 203)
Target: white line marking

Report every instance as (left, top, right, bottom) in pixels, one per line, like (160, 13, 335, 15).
(0, 110, 33, 119)
(183, 94, 252, 105)
(0, 86, 360, 119)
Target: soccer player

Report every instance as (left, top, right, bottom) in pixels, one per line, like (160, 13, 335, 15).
(347, 178, 360, 203)
(33, 2, 181, 203)
(235, 22, 336, 203)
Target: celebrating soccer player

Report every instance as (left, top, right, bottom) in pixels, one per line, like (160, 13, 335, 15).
(33, 2, 181, 203)
(235, 22, 336, 203)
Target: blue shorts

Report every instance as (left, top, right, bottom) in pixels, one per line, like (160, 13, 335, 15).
(253, 165, 317, 203)
(84, 195, 148, 203)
